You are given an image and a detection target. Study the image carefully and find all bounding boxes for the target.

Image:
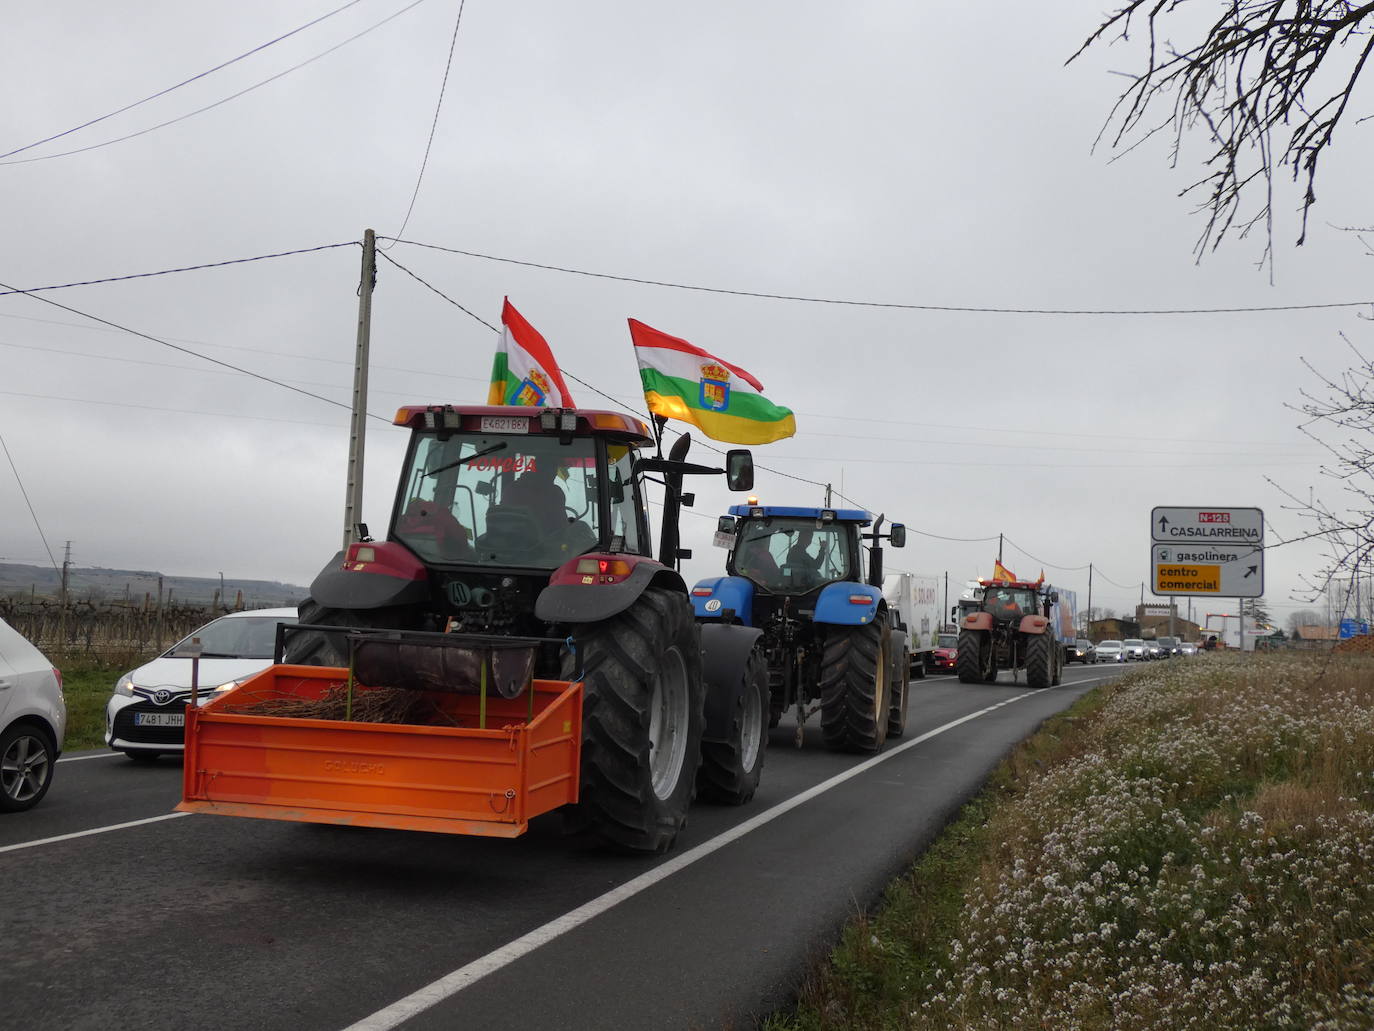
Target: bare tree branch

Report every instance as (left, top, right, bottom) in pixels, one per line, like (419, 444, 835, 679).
(1072, 1, 1374, 264)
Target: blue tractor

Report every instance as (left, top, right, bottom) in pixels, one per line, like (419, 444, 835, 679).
(691, 504, 907, 752)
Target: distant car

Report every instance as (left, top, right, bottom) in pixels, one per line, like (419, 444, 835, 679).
(1145, 641, 1163, 660)
(106, 607, 298, 761)
(1070, 639, 1096, 664)
(1095, 640, 1127, 663)
(1122, 638, 1148, 661)
(1156, 635, 1182, 657)
(1180, 642, 1198, 656)
(929, 632, 959, 671)
(0, 615, 66, 812)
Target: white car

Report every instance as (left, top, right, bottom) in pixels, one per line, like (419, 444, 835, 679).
(1095, 640, 1127, 663)
(106, 607, 297, 761)
(0, 615, 66, 812)
(1122, 638, 1149, 661)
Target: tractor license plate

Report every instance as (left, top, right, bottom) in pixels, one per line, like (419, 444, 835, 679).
(134, 712, 185, 727)
(480, 416, 528, 433)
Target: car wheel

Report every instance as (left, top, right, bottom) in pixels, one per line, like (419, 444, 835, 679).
(0, 722, 56, 812)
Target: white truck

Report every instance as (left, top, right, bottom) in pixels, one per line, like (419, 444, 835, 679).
(883, 572, 944, 676)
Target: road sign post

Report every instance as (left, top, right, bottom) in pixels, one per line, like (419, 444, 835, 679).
(1150, 507, 1264, 599)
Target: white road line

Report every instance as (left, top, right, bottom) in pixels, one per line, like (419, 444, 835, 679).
(345, 677, 1107, 1031)
(58, 751, 123, 763)
(0, 812, 189, 855)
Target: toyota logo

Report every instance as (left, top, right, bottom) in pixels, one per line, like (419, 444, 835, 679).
(154, 689, 172, 705)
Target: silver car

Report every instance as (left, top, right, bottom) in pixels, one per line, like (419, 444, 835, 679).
(1122, 639, 1148, 661)
(0, 616, 67, 812)
(1095, 640, 1127, 663)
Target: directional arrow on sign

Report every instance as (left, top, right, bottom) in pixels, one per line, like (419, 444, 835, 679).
(1245, 565, 1257, 578)
(1158, 515, 1170, 533)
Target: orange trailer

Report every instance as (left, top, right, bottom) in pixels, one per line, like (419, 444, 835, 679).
(178, 660, 582, 838)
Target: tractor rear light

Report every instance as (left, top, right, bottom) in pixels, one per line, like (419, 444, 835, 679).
(692, 588, 712, 597)
(849, 595, 874, 605)
(575, 558, 633, 583)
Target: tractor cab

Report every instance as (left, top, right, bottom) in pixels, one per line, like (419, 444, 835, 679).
(728, 508, 863, 596)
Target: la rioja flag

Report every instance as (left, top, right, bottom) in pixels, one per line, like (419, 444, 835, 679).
(628, 319, 795, 445)
(487, 299, 576, 407)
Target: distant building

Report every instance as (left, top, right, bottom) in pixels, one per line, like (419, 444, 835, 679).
(1293, 625, 1340, 651)
(1134, 605, 1201, 642)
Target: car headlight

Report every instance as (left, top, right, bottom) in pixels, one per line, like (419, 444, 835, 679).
(114, 674, 137, 697)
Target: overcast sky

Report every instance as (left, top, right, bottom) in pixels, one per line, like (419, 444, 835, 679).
(3, 0, 1371, 624)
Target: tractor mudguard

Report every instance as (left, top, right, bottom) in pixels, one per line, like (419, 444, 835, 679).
(690, 575, 755, 625)
(812, 582, 884, 626)
(699, 622, 765, 743)
(962, 611, 995, 631)
(309, 545, 431, 610)
(534, 557, 686, 624)
(1018, 614, 1051, 635)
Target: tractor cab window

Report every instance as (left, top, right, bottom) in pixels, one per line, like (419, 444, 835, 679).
(984, 587, 1039, 619)
(731, 517, 852, 593)
(395, 432, 601, 568)
(607, 444, 648, 555)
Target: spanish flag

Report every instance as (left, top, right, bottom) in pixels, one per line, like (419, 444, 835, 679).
(628, 319, 796, 445)
(992, 560, 1017, 583)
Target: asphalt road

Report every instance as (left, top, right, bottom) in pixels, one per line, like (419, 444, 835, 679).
(1, 662, 1128, 1031)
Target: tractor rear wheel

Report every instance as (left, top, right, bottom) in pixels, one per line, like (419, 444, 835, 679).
(1026, 632, 1055, 688)
(887, 643, 911, 738)
(819, 615, 890, 753)
(957, 629, 994, 684)
(697, 644, 768, 805)
(283, 599, 414, 666)
(562, 587, 705, 853)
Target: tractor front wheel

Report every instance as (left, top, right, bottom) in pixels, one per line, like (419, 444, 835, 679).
(957, 629, 994, 684)
(697, 644, 768, 805)
(819, 615, 890, 753)
(1026, 632, 1055, 688)
(887, 643, 911, 738)
(563, 587, 705, 853)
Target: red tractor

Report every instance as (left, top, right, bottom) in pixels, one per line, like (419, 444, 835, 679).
(955, 580, 1063, 688)
(283, 404, 767, 853)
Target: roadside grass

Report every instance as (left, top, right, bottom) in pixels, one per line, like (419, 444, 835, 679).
(763, 653, 1374, 1031)
(55, 651, 145, 752)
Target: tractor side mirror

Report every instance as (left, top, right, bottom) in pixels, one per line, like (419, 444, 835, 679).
(889, 523, 906, 548)
(1049, 592, 1059, 604)
(717, 515, 736, 533)
(725, 449, 754, 492)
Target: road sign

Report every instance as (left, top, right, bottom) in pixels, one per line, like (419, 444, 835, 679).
(1151, 506, 1263, 544)
(1151, 543, 1264, 597)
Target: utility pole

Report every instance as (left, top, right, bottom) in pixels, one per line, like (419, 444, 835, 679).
(824, 483, 832, 507)
(998, 533, 1003, 565)
(59, 541, 71, 651)
(343, 228, 377, 551)
(1086, 562, 1093, 637)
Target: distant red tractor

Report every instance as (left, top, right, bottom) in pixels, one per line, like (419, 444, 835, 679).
(956, 580, 1063, 688)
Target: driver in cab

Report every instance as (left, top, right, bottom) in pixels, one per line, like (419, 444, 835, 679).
(502, 460, 568, 535)
(990, 589, 1024, 621)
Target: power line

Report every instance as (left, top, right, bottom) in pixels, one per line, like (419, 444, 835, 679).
(0, 389, 349, 427)
(0, 242, 358, 297)
(0, 0, 432, 166)
(1002, 536, 1092, 572)
(0, 278, 392, 422)
(380, 236, 1374, 316)
(0, 433, 59, 572)
(385, 0, 469, 246)
(0, 0, 372, 160)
